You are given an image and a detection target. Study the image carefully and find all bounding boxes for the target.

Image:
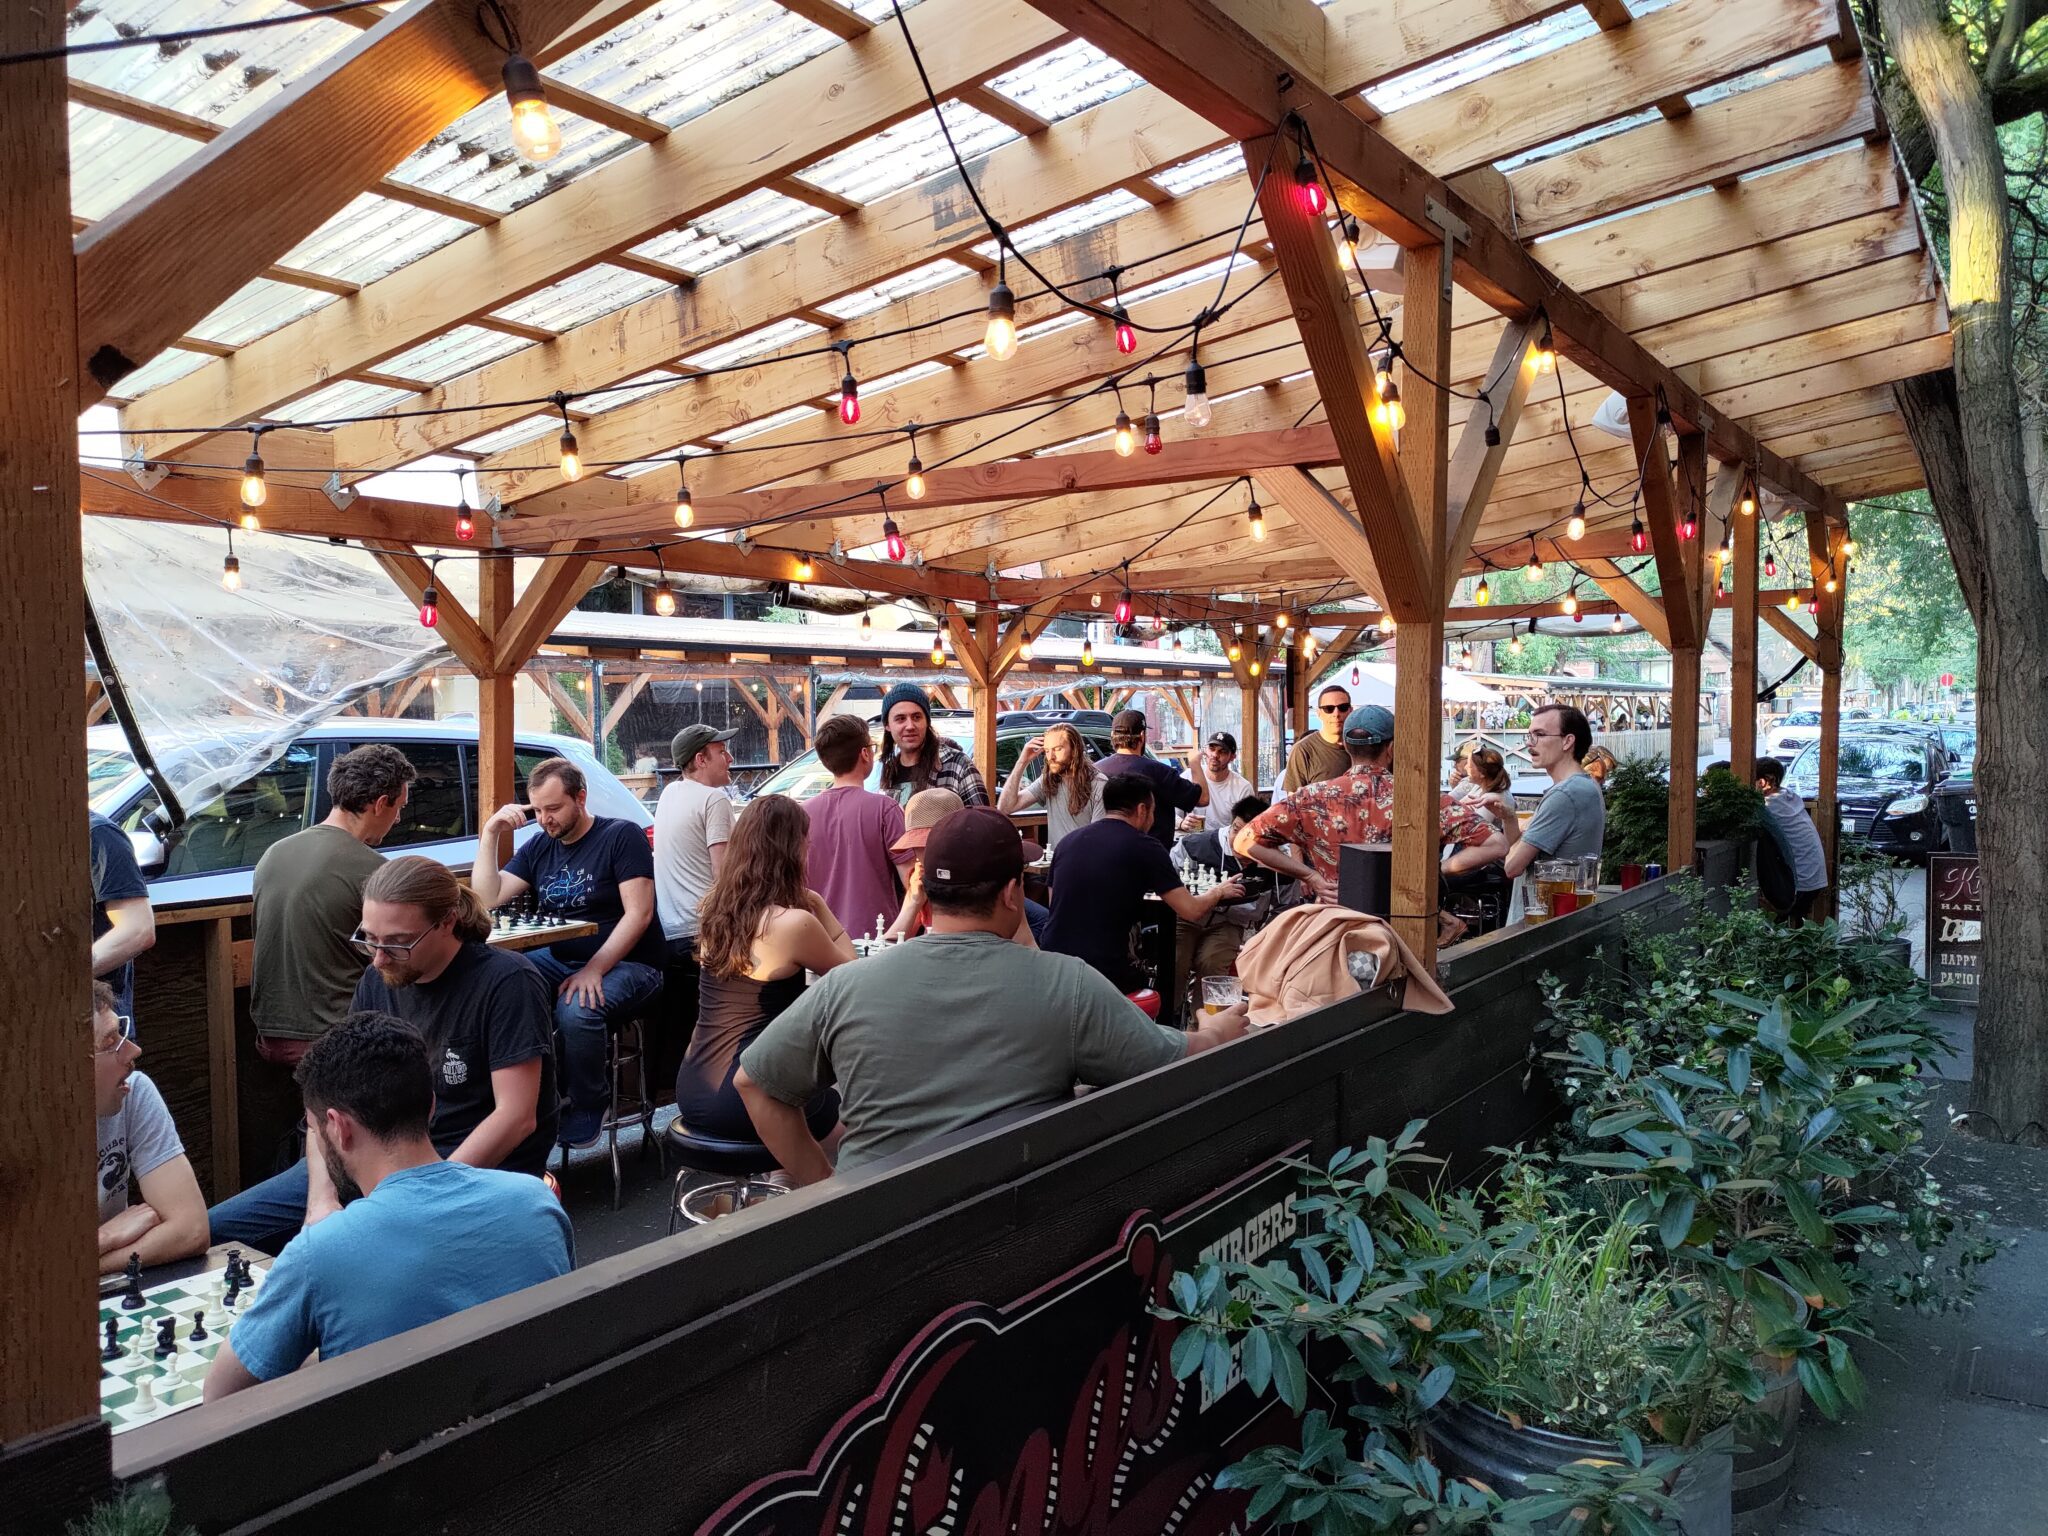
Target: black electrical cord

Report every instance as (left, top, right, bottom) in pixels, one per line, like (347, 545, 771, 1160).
(0, 1, 393, 66)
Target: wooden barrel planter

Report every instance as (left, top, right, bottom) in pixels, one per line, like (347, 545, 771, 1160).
(1732, 1361, 1802, 1536)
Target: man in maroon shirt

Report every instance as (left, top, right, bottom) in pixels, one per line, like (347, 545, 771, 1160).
(804, 715, 910, 943)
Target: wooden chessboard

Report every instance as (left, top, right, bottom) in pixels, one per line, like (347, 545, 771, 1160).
(99, 1253, 272, 1434)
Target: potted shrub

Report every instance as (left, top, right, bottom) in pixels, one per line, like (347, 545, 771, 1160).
(1835, 839, 1913, 970)
(1693, 768, 1766, 895)
(1601, 758, 1670, 885)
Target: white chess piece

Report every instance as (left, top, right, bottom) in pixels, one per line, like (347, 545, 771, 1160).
(135, 1372, 155, 1412)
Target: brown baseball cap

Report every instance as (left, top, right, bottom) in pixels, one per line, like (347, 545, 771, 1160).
(889, 787, 965, 854)
(1111, 707, 1147, 736)
(922, 806, 1025, 891)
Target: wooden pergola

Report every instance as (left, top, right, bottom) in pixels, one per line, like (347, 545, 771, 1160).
(6, 0, 1947, 1498)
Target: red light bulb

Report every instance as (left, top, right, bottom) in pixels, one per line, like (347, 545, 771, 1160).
(455, 507, 474, 541)
(1112, 305, 1136, 355)
(420, 586, 440, 629)
(838, 370, 860, 426)
(1629, 518, 1647, 554)
(882, 517, 906, 562)
(1292, 156, 1326, 216)
(1114, 591, 1132, 625)
(1680, 515, 1698, 541)
(1142, 412, 1163, 455)
(1765, 553, 1777, 577)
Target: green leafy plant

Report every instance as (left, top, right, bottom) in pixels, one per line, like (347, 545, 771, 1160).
(1599, 757, 1669, 883)
(1694, 766, 1766, 843)
(66, 1489, 195, 1536)
(1836, 838, 1911, 941)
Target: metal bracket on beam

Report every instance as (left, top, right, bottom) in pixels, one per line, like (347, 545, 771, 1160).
(1423, 198, 1470, 302)
(123, 449, 168, 492)
(322, 472, 358, 510)
(827, 538, 846, 563)
(985, 558, 1000, 594)
(733, 531, 754, 557)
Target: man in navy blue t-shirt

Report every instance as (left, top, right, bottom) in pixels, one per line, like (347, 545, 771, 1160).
(1094, 709, 1205, 851)
(473, 757, 664, 1147)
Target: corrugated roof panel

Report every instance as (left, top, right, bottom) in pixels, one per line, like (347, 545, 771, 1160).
(817, 257, 974, 321)
(712, 403, 819, 444)
(380, 325, 534, 386)
(105, 347, 212, 404)
(382, 95, 640, 217)
(984, 40, 1143, 123)
(577, 370, 690, 417)
(681, 316, 826, 370)
(798, 101, 1017, 205)
(628, 189, 831, 277)
(67, 1, 358, 129)
(548, 0, 840, 130)
(270, 379, 416, 427)
(277, 191, 477, 285)
(849, 0, 924, 19)
(67, 106, 193, 222)
(187, 275, 337, 347)
(454, 414, 559, 457)
(972, 188, 1151, 260)
(861, 359, 948, 396)
(492, 264, 674, 331)
(1364, 3, 1613, 116)
(605, 441, 714, 480)
(1152, 147, 1239, 197)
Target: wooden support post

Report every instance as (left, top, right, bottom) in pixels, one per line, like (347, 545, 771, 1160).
(967, 609, 1003, 790)
(1730, 495, 1761, 775)
(477, 555, 517, 852)
(2, 0, 104, 1505)
(204, 917, 239, 1197)
(1808, 513, 1846, 909)
(1668, 646, 1703, 869)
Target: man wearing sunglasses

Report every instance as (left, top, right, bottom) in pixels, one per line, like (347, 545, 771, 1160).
(1281, 685, 1356, 794)
(93, 979, 208, 1275)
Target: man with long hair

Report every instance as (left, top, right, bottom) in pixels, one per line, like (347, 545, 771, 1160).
(875, 683, 988, 806)
(207, 856, 556, 1253)
(205, 1014, 571, 1403)
(996, 721, 1104, 852)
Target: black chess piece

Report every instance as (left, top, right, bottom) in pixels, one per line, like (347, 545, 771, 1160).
(120, 1252, 146, 1310)
(189, 1312, 208, 1345)
(223, 1278, 241, 1310)
(102, 1317, 122, 1361)
(154, 1317, 177, 1359)
(225, 1247, 242, 1278)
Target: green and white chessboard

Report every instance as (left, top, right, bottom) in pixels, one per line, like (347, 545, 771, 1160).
(99, 1256, 271, 1434)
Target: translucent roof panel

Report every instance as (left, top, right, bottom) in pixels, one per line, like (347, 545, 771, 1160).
(817, 257, 975, 322)
(66, 1, 358, 130)
(985, 40, 1144, 124)
(545, 0, 841, 131)
(861, 359, 949, 396)
(606, 441, 714, 481)
(576, 370, 690, 418)
(187, 276, 337, 349)
(681, 317, 826, 371)
(491, 264, 674, 332)
(798, 101, 1018, 206)
(850, 0, 926, 19)
(1151, 147, 1240, 197)
(454, 415, 559, 458)
(67, 108, 193, 223)
(711, 403, 819, 444)
(277, 191, 479, 286)
(380, 325, 535, 387)
(1364, 0, 1672, 117)
(105, 347, 212, 404)
(270, 379, 417, 427)
(972, 188, 1151, 260)
(382, 97, 639, 218)
(628, 189, 832, 277)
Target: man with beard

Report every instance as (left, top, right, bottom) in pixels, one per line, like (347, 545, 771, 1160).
(206, 856, 557, 1253)
(204, 1014, 572, 1402)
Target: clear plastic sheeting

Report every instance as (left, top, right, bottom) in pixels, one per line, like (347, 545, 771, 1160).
(83, 520, 459, 826)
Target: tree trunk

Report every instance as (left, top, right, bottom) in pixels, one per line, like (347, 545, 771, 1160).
(1882, 0, 2048, 1141)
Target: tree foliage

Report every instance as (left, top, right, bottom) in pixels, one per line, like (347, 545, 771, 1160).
(1840, 497, 1977, 690)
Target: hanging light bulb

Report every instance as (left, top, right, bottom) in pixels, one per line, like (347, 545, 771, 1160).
(795, 554, 815, 583)
(882, 517, 906, 563)
(1785, 589, 1802, 611)
(239, 428, 266, 509)
(1274, 610, 1290, 631)
(1227, 633, 1242, 663)
(837, 365, 861, 426)
(1113, 411, 1136, 457)
(1248, 657, 1263, 677)
(1373, 374, 1405, 432)
(454, 474, 475, 542)
(643, 578, 671, 618)
(1824, 574, 1838, 594)
(1459, 643, 1474, 667)
(501, 52, 561, 163)
(1765, 550, 1778, 578)
(1567, 496, 1587, 542)
(1111, 304, 1137, 355)
(1379, 612, 1396, 636)
(1841, 532, 1859, 557)
(1611, 612, 1625, 633)
(1526, 544, 1544, 581)
(860, 610, 872, 636)
(1171, 629, 1183, 653)
(1090, 591, 1102, 609)
(1509, 631, 1523, 656)
(1142, 412, 1163, 455)
(1114, 589, 1133, 626)
(1247, 494, 1266, 542)
(1532, 321, 1557, 375)
(1018, 637, 1034, 662)
(673, 460, 694, 529)
(239, 507, 261, 532)
(1292, 153, 1327, 216)
(555, 398, 581, 481)
(221, 553, 242, 593)
(1630, 516, 1648, 554)
(1679, 512, 1698, 541)
(1338, 216, 1361, 273)
(419, 558, 440, 628)
(1739, 482, 1757, 517)
(1081, 636, 1096, 668)
(1475, 575, 1492, 606)
(931, 633, 946, 667)
(1182, 359, 1213, 430)
(984, 281, 1018, 360)
(1806, 596, 1820, 616)
(1561, 591, 1578, 616)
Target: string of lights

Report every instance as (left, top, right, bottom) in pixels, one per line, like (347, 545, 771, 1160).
(0, 0, 391, 67)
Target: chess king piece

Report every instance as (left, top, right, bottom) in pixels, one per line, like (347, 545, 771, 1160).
(120, 1252, 146, 1309)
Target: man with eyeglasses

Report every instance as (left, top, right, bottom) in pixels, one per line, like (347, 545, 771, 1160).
(1502, 703, 1605, 880)
(93, 978, 208, 1275)
(1281, 685, 1356, 794)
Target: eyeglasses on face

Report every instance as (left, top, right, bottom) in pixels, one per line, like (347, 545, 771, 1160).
(93, 1015, 135, 1057)
(1526, 729, 1562, 741)
(350, 927, 432, 958)
(1318, 702, 1349, 714)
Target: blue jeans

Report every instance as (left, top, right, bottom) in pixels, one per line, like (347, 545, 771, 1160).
(1024, 898, 1051, 945)
(207, 1158, 310, 1255)
(526, 952, 666, 1144)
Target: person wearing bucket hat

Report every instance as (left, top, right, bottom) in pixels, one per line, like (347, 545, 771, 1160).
(880, 789, 1038, 946)
(875, 683, 989, 807)
(1233, 704, 1504, 901)
(734, 806, 1248, 1183)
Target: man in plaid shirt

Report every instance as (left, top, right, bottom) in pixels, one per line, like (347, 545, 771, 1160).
(1233, 705, 1506, 902)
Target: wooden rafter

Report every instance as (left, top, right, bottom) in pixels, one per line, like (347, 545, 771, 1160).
(369, 546, 490, 675)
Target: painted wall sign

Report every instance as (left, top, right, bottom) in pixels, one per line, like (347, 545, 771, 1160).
(1928, 852, 1981, 1004)
(696, 1150, 1309, 1536)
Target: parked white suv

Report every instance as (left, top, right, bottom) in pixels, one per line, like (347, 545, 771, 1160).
(88, 720, 651, 910)
(1762, 710, 1824, 760)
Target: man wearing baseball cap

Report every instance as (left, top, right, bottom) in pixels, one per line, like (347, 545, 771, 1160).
(1180, 730, 1255, 837)
(653, 723, 740, 1079)
(1234, 705, 1504, 901)
(1095, 708, 1205, 851)
(882, 787, 1043, 945)
(735, 807, 1246, 1182)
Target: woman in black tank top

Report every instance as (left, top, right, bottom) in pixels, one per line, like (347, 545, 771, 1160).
(675, 795, 853, 1141)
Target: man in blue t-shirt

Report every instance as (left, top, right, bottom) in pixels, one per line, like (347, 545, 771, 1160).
(474, 757, 664, 1147)
(90, 811, 155, 1024)
(204, 1014, 572, 1402)
(1094, 709, 1205, 851)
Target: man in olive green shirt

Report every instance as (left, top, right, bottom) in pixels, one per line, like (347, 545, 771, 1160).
(251, 745, 416, 1053)
(1281, 684, 1354, 793)
(737, 807, 1246, 1182)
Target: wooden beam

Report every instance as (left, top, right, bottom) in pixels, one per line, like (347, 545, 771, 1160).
(370, 547, 491, 675)
(1626, 399, 1703, 652)
(1577, 558, 1671, 648)
(73, 0, 594, 407)
(535, 671, 593, 739)
(943, 612, 992, 691)
(1443, 317, 1538, 601)
(1762, 603, 1822, 663)
(1730, 490, 1760, 774)
(991, 597, 1064, 676)
(1250, 466, 1388, 607)
(771, 0, 873, 39)
(969, 608, 1002, 789)
(1808, 511, 1844, 905)
(2, 0, 100, 1466)
(492, 544, 602, 673)
(124, 0, 1065, 453)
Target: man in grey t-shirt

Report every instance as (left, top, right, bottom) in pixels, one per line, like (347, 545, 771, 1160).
(737, 807, 1247, 1181)
(1504, 702, 1607, 877)
(92, 978, 208, 1274)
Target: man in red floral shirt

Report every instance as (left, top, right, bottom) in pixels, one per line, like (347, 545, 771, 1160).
(1232, 705, 1506, 901)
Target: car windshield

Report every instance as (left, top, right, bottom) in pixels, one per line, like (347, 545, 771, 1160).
(88, 747, 141, 816)
(1782, 712, 1821, 727)
(1836, 739, 1926, 782)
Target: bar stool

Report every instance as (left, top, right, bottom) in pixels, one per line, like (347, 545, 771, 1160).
(665, 1123, 784, 1233)
(558, 1014, 663, 1210)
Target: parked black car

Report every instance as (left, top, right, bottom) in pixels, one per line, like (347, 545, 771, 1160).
(1786, 726, 1958, 858)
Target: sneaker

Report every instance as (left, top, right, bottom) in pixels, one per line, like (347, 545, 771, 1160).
(558, 1120, 603, 1151)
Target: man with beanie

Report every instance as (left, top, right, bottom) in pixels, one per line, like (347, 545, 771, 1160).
(1095, 708, 1204, 851)
(1235, 705, 1503, 901)
(734, 807, 1246, 1182)
(875, 682, 989, 807)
